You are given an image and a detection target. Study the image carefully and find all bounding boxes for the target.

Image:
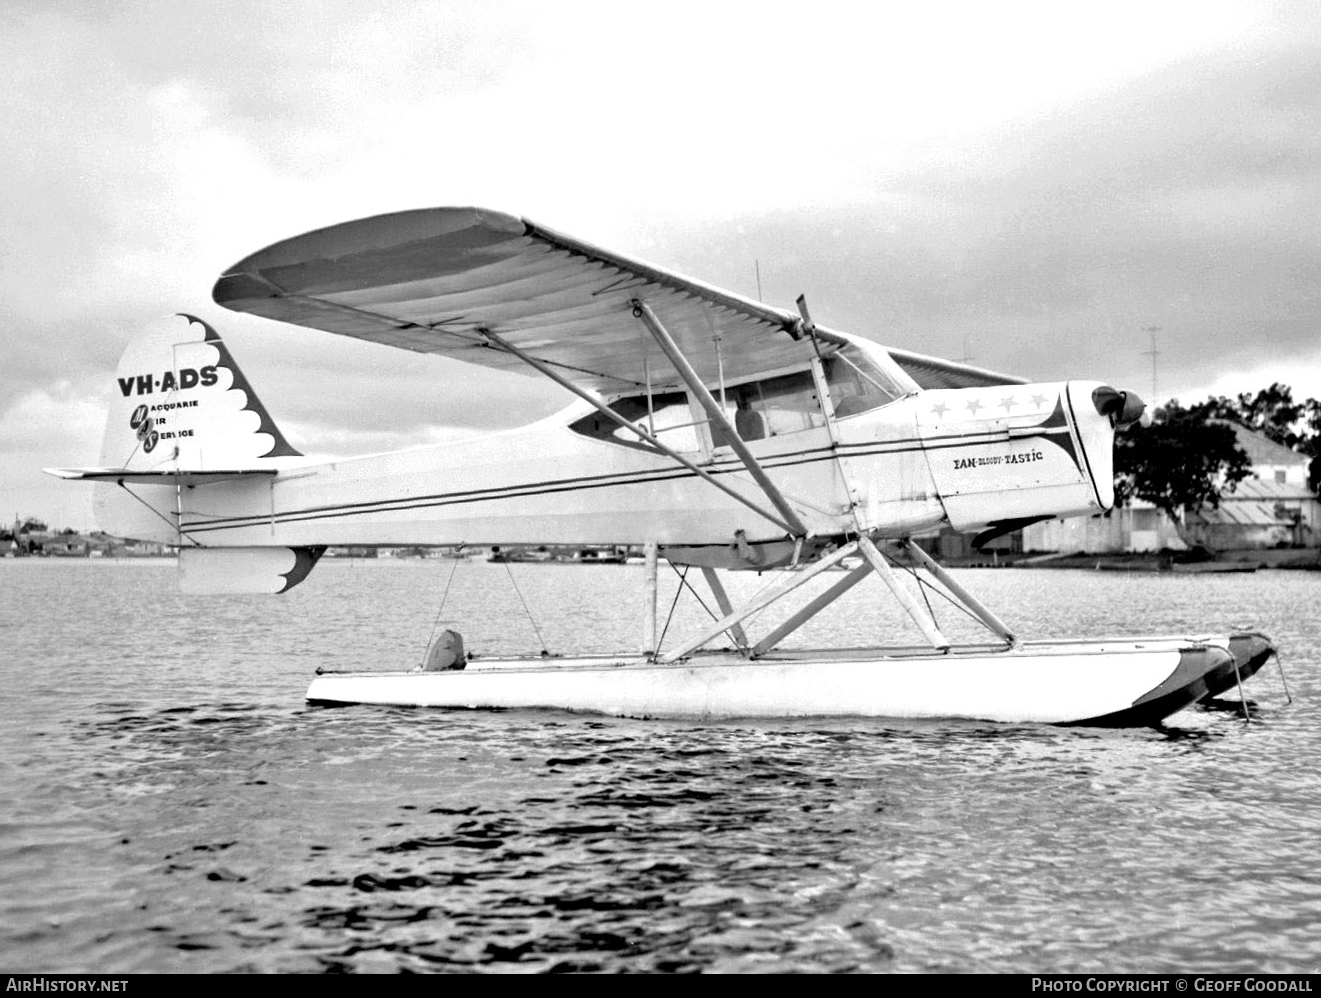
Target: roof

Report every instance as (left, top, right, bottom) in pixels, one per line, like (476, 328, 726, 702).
(1228, 423, 1308, 467)
(1191, 474, 1318, 526)
(1191, 502, 1297, 527)
(1223, 477, 1316, 501)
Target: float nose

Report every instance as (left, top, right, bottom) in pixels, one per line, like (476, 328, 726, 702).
(1228, 632, 1276, 676)
(1091, 386, 1146, 428)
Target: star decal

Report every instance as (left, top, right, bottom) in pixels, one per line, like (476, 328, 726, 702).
(931, 402, 949, 417)
(1030, 393, 1049, 408)
(999, 395, 1016, 412)
(966, 398, 983, 415)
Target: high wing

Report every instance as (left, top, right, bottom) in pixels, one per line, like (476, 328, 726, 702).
(212, 207, 1023, 392)
(888, 349, 1027, 390)
(213, 207, 808, 393)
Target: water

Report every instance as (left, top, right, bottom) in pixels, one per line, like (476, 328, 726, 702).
(2, 558, 1318, 973)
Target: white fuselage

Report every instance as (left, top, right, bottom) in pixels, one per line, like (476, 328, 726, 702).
(96, 377, 1117, 554)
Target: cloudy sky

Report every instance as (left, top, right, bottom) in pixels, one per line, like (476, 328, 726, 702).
(4, 0, 1319, 527)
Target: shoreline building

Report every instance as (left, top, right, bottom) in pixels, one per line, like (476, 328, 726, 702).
(1024, 424, 1319, 554)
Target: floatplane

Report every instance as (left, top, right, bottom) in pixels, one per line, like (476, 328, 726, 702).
(48, 208, 1275, 726)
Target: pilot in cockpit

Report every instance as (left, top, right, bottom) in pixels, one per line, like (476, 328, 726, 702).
(734, 392, 767, 442)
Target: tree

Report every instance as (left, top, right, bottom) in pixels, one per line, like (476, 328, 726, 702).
(1198, 383, 1307, 447)
(1301, 397, 1321, 494)
(1198, 383, 1321, 493)
(1114, 401, 1252, 526)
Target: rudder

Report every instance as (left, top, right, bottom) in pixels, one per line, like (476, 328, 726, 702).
(100, 312, 301, 474)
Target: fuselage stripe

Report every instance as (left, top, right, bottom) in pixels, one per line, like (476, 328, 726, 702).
(178, 421, 1079, 536)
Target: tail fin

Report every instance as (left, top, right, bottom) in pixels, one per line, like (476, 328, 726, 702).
(99, 312, 301, 473)
(48, 313, 301, 482)
(47, 314, 326, 593)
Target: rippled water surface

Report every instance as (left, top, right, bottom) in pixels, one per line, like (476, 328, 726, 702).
(3, 558, 1319, 973)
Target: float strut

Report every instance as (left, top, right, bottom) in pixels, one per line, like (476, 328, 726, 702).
(659, 541, 860, 662)
(902, 539, 1018, 648)
(858, 536, 950, 650)
(700, 567, 750, 652)
(642, 541, 659, 658)
(750, 558, 874, 657)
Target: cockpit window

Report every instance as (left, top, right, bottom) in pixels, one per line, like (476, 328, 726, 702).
(710, 371, 825, 446)
(571, 347, 909, 452)
(568, 391, 701, 452)
(823, 345, 911, 417)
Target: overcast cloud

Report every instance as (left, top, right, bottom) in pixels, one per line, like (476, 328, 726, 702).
(3, 0, 1319, 526)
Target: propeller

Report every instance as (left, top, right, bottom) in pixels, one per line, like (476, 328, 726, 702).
(1091, 385, 1147, 428)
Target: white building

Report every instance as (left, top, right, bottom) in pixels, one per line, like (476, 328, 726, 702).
(1023, 423, 1318, 553)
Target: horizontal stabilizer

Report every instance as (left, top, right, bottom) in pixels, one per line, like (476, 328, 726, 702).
(178, 546, 325, 594)
(44, 467, 277, 486)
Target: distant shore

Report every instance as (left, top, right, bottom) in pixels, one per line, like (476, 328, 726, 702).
(6, 549, 1320, 572)
(944, 548, 1321, 571)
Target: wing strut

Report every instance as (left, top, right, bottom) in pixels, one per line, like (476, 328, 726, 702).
(630, 300, 810, 539)
(478, 329, 798, 535)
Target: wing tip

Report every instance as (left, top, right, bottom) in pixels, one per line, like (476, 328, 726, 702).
(212, 206, 531, 311)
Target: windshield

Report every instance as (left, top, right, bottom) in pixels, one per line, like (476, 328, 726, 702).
(822, 344, 912, 417)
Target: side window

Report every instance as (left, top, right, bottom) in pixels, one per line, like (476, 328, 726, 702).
(754, 371, 827, 436)
(569, 391, 700, 452)
(823, 346, 910, 418)
(711, 371, 825, 447)
(573, 363, 852, 452)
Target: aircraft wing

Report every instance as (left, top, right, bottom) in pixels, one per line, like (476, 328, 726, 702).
(213, 208, 813, 393)
(887, 349, 1027, 389)
(213, 207, 1025, 393)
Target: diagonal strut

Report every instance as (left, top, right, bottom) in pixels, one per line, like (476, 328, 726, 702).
(630, 299, 810, 539)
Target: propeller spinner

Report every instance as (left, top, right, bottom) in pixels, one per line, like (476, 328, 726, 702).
(1091, 385, 1147, 428)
